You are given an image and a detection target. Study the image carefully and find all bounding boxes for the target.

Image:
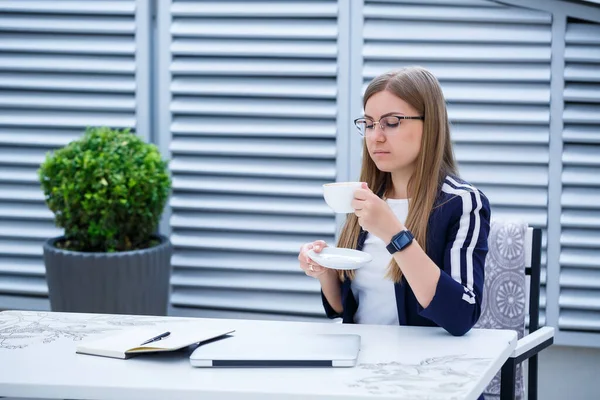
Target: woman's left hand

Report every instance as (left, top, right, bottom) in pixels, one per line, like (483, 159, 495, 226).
(352, 182, 405, 243)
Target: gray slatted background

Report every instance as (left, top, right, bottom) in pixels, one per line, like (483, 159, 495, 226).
(166, 0, 338, 318)
(560, 18, 600, 333)
(362, 0, 551, 324)
(0, 0, 140, 309)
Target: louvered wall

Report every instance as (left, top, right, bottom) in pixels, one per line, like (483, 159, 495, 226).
(559, 18, 600, 333)
(362, 0, 551, 324)
(166, 0, 339, 318)
(0, 0, 142, 309)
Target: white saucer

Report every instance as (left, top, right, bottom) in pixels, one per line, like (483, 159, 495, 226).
(307, 247, 372, 270)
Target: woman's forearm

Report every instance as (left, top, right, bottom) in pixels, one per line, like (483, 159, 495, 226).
(392, 239, 440, 309)
(319, 270, 343, 314)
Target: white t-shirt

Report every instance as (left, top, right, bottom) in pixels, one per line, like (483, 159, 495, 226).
(351, 198, 409, 325)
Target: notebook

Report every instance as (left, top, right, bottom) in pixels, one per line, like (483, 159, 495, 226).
(189, 333, 361, 367)
(76, 324, 235, 359)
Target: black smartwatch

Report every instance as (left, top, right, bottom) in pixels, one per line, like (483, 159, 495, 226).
(386, 229, 414, 254)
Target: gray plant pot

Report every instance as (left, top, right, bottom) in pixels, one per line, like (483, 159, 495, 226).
(43, 235, 173, 316)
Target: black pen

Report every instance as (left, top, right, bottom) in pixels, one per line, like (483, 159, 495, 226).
(140, 331, 171, 345)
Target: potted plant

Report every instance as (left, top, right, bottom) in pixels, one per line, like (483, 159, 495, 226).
(38, 127, 173, 315)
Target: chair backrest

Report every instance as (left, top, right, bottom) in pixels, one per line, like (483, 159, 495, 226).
(475, 219, 541, 400)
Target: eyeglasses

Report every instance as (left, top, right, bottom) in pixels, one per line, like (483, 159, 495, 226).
(353, 115, 424, 137)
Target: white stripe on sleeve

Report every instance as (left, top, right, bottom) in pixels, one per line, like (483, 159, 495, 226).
(445, 177, 482, 292)
(441, 182, 472, 287)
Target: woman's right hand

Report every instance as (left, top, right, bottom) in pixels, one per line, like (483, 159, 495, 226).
(298, 240, 330, 279)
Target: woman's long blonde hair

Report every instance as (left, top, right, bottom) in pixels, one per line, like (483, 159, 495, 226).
(337, 66, 458, 283)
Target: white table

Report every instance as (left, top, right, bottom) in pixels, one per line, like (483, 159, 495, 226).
(0, 310, 517, 400)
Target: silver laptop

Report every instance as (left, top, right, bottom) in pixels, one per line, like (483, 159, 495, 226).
(189, 333, 360, 368)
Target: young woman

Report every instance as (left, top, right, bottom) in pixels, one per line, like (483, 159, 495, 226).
(298, 66, 491, 337)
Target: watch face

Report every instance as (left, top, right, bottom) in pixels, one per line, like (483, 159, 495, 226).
(393, 230, 413, 251)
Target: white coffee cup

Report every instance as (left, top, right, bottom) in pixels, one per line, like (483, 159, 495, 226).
(322, 182, 363, 213)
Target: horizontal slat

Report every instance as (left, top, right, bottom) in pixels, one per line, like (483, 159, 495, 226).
(0, 184, 44, 202)
(169, 157, 336, 180)
(170, 137, 335, 159)
(362, 81, 551, 104)
(364, 20, 549, 43)
(488, 207, 547, 228)
(366, 0, 500, 6)
(0, 238, 44, 257)
(0, 73, 135, 93)
(0, 221, 61, 240)
(363, 3, 549, 23)
(566, 22, 600, 45)
(171, 212, 334, 236)
(0, 34, 135, 55)
(0, 1, 135, 15)
(170, 289, 323, 316)
(0, 294, 49, 311)
(0, 148, 44, 165)
(172, 250, 303, 273)
(0, 16, 134, 34)
(170, 2, 338, 18)
(171, 77, 336, 99)
(561, 229, 600, 248)
(171, 270, 319, 293)
(0, 275, 47, 296)
(561, 210, 600, 229)
(171, 97, 336, 119)
(171, 58, 336, 77)
(171, 231, 324, 255)
(171, 194, 332, 216)
(171, 39, 337, 58)
(0, 167, 38, 183)
(443, 82, 549, 104)
(562, 166, 600, 186)
(560, 269, 600, 290)
(0, 203, 53, 221)
(0, 91, 135, 112)
(564, 63, 600, 82)
(364, 62, 550, 82)
(447, 104, 549, 124)
(454, 143, 548, 164)
(0, 127, 81, 147)
(451, 124, 548, 144)
(563, 145, 600, 166)
(0, 54, 135, 74)
(560, 248, 600, 269)
(171, 176, 328, 198)
(171, 116, 336, 138)
(168, 307, 327, 322)
(564, 83, 600, 103)
(560, 290, 600, 310)
(0, 257, 44, 276)
(474, 185, 547, 207)
(172, 19, 336, 39)
(364, 43, 550, 62)
(562, 188, 600, 209)
(0, 109, 135, 128)
(459, 164, 548, 187)
(565, 45, 600, 63)
(563, 125, 600, 143)
(558, 311, 600, 332)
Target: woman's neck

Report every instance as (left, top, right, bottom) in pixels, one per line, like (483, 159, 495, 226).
(388, 168, 413, 199)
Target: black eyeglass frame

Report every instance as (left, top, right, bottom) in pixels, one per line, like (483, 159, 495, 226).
(353, 115, 425, 136)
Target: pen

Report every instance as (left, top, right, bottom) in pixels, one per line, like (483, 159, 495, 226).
(140, 331, 171, 345)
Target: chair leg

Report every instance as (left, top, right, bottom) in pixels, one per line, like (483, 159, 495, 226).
(500, 359, 516, 400)
(528, 354, 538, 400)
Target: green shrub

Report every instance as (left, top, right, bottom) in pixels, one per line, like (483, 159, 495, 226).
(39, 127, 172, 252)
